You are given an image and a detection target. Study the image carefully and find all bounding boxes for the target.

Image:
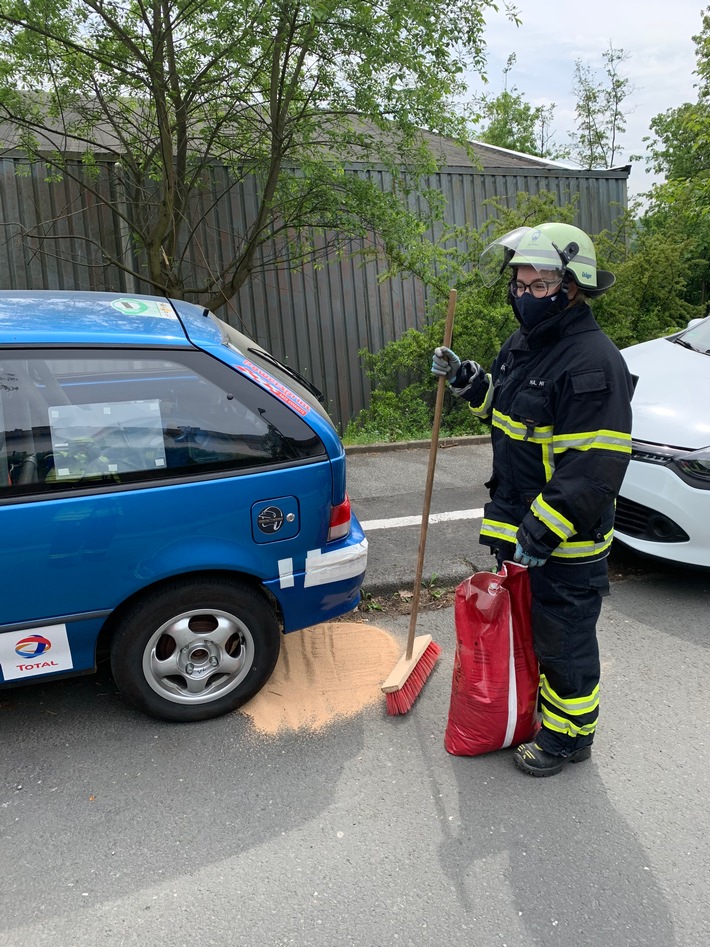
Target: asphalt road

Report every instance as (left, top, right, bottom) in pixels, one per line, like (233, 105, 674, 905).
(2, 442, 710, 946)
(347, 438, 497, 595)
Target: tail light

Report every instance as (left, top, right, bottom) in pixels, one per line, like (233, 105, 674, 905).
(328, 494, 351, 542)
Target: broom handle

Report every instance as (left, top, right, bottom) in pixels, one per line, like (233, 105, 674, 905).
(405, 288, 457, 660)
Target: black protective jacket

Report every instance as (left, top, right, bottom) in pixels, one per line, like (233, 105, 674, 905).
(457, 301, 634, 563)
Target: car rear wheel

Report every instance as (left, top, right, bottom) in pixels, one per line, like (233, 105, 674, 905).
(109, 578, 281, 722)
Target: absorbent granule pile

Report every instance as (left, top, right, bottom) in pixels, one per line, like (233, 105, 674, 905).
(239, 621, 401, 736)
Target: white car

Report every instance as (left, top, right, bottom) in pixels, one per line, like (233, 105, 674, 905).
(615, 316, 710, 567)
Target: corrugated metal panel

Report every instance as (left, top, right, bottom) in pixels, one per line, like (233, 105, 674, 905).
(0, 154, 628, 430)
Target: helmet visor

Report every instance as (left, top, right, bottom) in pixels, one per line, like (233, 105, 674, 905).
(479, 227, 564, 287)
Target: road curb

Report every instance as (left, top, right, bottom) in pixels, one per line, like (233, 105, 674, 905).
(360, 551, 497, 597)
(344, 434, 489, 454)
(360, 569, 472, 598)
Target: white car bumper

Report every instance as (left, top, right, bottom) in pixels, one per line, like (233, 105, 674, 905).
(615, 459, 710, 567)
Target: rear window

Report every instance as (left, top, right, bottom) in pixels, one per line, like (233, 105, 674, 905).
(0, 350, 326, 497)
(216, 319, 335, 426)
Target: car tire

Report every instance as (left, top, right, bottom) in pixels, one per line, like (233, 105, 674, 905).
(109, 577, 281, 722)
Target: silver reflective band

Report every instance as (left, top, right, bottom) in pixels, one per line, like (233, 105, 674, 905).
(540, 676, 599, 714)
(531, 497, 575, 540)
(541, 705, 597, 737)
(480, 519, 518, 544)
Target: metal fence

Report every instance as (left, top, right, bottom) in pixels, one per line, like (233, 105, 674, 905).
(0, 154, 629, 430)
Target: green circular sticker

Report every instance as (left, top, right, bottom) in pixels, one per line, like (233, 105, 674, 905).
(111, 298, 153, 315)
(110, 298, 175, 319)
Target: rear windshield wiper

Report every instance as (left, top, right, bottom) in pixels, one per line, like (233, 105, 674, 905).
(248, 347, 325, 404)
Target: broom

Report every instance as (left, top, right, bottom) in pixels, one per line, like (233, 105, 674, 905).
(381, 288, 457, 715)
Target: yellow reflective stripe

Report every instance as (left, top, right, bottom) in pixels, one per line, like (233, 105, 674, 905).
(480, 519, 518, 544)
(493, 418, 631, 454)
(540, 674, 599, 714)
(542, 442, 555, 482)
(553, 429, 632, 454)
(531, 496, 575, 540)
(492, 410, 554, 444)
(541, 705, 598, 737)
(468, 374, 494, 419)
(550, 528, 614, 559)
(482, 521, 613, 560)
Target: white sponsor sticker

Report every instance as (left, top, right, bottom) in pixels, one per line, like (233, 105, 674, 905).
(0, 624, 74, 681)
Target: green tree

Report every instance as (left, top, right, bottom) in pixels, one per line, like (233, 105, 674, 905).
(0, 0, 511, 310)
(645, 102, 710, 183)
(472, 54, 565, 159)
(570, 44, 631, 169)
(346, 194, 705, 445)
(345, 191, 577, 443)
(639, 8, 710, 306)
(593, 212, 703, 345)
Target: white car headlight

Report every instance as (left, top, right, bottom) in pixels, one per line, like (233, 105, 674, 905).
(631, 440, 710, 488)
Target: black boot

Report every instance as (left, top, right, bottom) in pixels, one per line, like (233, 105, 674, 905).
(513, 740, 592, 777)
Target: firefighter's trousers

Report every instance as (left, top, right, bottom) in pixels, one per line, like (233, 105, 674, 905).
(496, 543, 610, 756)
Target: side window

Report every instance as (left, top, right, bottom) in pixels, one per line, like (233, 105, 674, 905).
(0, 352, 325, 496)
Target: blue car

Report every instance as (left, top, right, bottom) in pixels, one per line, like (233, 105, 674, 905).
(0, 291, 367, 721)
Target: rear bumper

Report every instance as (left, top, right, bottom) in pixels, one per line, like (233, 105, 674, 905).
(266, 517, 369, 631)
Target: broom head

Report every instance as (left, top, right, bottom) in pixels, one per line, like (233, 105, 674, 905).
(381, 634, 442, 716)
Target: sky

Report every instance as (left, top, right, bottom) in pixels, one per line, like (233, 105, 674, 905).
(469, 0, 705, 198)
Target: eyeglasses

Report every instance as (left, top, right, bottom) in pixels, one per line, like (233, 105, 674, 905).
(509, 278, 561, 299)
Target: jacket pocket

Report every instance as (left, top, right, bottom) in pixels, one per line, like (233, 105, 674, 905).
(510, 387, 553, 437)
(484, 473, 499, 500)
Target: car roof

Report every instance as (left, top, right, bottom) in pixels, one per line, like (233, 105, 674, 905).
(0, 291, 223, 348)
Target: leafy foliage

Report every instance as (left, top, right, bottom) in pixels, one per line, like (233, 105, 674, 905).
(637, 8, 710, 308)
(346, 192, 705, 444)
(471, 54, 567, 160)
(346, 192, 577, 441)
(593, 212, 703, 346)
(0, 0, 509, 308)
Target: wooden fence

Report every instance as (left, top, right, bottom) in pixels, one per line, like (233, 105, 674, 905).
(0, 153, 629, 430)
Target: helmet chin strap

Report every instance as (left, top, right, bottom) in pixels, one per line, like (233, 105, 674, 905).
(544, 279, 572, 319)
(552, 240, 580, 300)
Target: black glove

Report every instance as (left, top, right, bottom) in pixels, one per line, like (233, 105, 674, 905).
(449, 360, 483, 399)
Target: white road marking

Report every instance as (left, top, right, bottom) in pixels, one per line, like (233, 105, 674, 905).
(359, 509, 484, 531)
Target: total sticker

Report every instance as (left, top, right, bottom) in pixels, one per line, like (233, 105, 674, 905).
(0, 624, 74, 682)
(111, 298, 174, 319)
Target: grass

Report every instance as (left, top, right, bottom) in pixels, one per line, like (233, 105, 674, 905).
(342, 428, 434, 447)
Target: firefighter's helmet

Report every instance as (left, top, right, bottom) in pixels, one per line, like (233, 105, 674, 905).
(479, 223, 615, 298)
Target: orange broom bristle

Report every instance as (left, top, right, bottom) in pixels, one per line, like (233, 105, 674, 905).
(385, 640, 442, 716)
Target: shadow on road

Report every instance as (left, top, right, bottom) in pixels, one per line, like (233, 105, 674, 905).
(437, 746, 677, 946)
(0, 665, 361, 938)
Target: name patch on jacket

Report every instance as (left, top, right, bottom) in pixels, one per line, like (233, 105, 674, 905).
(527, 377, 547, 389)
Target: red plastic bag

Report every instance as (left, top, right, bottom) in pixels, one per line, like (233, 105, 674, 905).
(444, 561, 539, 756)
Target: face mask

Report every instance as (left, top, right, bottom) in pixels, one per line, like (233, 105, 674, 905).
(512, 292, 556, 330)
(513, 287, 569, 331)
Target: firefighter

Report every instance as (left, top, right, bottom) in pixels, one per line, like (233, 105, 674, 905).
(432, 222, 635, 776)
